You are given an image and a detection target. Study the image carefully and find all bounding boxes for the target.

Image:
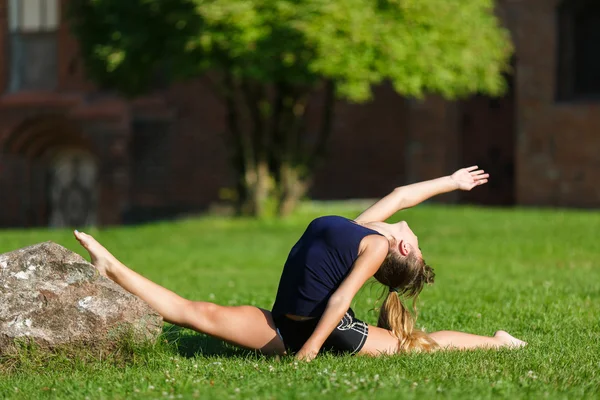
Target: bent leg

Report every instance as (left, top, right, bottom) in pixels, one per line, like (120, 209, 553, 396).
(73, 231, 285, 355)
(358, 325, 399, 356)
(186, 303, 284, 355)
(359, 325, 526, 356)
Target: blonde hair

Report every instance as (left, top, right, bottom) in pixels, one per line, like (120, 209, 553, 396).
(373, 243, 438, 352)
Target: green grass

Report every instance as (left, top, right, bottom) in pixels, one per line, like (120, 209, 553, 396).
(0, 203, 599, 399)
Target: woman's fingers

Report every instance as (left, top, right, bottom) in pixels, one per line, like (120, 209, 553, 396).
(470, 169, 486, 176)
(457, 167, 489, 189)
(473, 173, 489, 180)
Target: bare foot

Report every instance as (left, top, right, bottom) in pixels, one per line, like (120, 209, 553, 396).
(73, 230, 119, 279)
(494, 330, 527, 348)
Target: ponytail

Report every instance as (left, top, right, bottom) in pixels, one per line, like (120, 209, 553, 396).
(373, 240, 437, 352)
(377, 290, 438, 352)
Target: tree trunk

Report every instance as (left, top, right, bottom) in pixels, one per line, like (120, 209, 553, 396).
(239, 159, 270, 216)
(223, 72, 269, 217)
(276, 80, 336, 217)
(224, 77, 335, 218)
(278, 162, 309, 217)
(273, 85, 308, 217)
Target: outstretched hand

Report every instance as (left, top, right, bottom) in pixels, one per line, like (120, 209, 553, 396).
(451, 166, 489, 191)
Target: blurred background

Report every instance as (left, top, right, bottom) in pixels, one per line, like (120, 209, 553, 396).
(0, 0, 598, 228)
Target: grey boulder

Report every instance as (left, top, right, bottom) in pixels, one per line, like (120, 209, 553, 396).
(0, 242, 162, 354)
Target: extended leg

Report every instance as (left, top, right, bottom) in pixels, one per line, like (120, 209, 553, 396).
(428, 330, 526, 350)
(74, 231, 285, 355)
(359, 325, 526, 356)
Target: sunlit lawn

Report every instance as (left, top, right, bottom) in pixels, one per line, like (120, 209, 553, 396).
(0, 203, 599, 399)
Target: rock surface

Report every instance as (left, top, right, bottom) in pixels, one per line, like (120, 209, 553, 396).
(0, 242, 162, 354)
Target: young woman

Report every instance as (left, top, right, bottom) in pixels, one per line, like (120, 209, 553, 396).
(73, 166, 525, 360)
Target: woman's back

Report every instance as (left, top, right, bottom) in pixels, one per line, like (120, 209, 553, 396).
(271, 216, 381, 318)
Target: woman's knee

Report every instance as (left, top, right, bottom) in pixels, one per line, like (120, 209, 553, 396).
(185, 301, 221, 332)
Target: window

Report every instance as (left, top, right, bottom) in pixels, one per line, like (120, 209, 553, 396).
(557, 0, 600, 100)
(8, 0, 60, 92)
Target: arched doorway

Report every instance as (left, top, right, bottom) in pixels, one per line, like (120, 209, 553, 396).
(1, 116, 98, 227)
(47, 149, 97, 227)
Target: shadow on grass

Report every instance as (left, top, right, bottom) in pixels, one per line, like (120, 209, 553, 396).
(161, 325, 260, 358)
(0, 326, 266, 375)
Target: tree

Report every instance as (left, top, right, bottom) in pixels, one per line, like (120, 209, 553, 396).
(70, 0, 512, 217)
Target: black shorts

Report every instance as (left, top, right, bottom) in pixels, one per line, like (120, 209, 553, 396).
(273, 308, 369, 355)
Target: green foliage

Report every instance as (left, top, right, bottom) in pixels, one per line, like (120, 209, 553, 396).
(70, 0, 514, 217)
(70, 0, 512, 100)
(69, 0, 204, 94)
(0, 205, 599, 399)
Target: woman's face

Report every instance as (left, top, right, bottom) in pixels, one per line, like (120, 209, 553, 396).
(394, 221, 422, 259)
(367, 221, 422, 258)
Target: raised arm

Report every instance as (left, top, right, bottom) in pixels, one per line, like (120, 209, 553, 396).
(355, 166, 489, 224)
(295, 235, 389, 361)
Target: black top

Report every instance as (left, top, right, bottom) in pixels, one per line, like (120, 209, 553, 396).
(271, 216, 382, 318)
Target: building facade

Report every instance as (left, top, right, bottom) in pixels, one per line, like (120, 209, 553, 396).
(406, 0, 600, 208)
(0, 0, 598, 228)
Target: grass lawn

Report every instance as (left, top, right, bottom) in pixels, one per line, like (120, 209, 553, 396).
(0, 203, 598, 399)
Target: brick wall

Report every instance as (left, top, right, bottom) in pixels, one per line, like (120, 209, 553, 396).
(311, 84, 409, 199)
(510, 0, 600, 207)
(404, 0, 600, 208)
(57, 0, 93, 92)
(0, 95, 132, 227)
(0, 0, 8, 93)
(404, 97, 461, 203)
(2, 0, 599, 228)
(161, 79, 230, 210)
